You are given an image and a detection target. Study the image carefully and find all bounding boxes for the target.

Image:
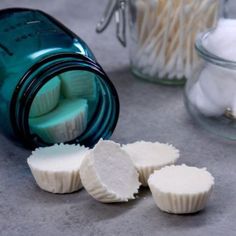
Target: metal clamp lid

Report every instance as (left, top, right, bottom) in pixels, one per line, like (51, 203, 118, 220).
(96, 0, 128, 47)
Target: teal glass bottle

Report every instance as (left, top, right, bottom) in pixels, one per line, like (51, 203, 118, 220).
(0, 8, 119, 148)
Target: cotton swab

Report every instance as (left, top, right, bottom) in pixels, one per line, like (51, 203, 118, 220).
(141, 0, 165, 47)
(148, 0, 160, 32)
(156, 0, 177, 72)
(175, 0, 185, 79)
(135, 0, 169, 61)
(138, 1, 150, 44)
(184, 30, 193, 79)
(136, 0, 145, 39)
(166, 6, 190, 78)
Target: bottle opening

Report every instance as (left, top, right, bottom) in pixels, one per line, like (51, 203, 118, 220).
(28, 69, 104, 145)
(10, 53, 119, 148)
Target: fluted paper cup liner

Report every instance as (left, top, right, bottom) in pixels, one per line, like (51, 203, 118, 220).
(27, 144, 89, 194)
(148, 165, 214, 214)
(122, 141, 180, 186)
(60, 70, 97, 100)
(29, 98, 88, 144)
(29, 76, 61, 118)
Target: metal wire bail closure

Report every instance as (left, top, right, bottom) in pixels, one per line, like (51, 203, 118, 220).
(96, 0, 127, 47)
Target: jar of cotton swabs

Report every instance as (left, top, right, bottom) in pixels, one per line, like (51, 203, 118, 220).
(185, 18, 236, 140)
(96, 0, 220, 85)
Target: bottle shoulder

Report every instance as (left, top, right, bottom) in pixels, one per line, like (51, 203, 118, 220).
(0, 9, 94, 74)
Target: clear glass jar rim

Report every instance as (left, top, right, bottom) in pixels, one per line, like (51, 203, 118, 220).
(195, 28, 236, 69)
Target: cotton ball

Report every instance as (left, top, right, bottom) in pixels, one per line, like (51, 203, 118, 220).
(199, 65, 236, 109)
(188, 80, 225, 117)
(199, 18, 236, 118)
(193, 64, 236, 118)
(217, 18, 236, 28)
(198, 65, 236, 119)
(203, 18, 236, 61)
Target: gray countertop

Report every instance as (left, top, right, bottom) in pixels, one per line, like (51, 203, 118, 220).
(1, 1, 236, 235)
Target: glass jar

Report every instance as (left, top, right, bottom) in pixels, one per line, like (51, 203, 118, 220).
(0, 8, 119, 149)
(184, 29, 236, 140)
(97, 0, 220, 85)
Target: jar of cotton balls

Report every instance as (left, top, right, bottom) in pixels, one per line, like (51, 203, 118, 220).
(97, 0, 220, 85)
(185, 18, 236, 140)
(0, 8, 119, 148)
